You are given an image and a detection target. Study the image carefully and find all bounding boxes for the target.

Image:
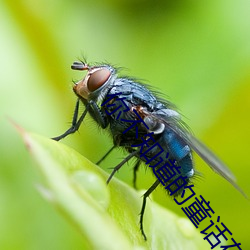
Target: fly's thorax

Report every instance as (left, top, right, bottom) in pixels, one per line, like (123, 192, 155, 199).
(73, 64, 117, 103)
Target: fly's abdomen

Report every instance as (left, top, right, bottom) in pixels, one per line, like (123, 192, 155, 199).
(134, 128, 194, 197)
(161, 128, 194, 178)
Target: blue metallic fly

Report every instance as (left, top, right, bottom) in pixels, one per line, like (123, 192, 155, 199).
(52, 60, 246, 240)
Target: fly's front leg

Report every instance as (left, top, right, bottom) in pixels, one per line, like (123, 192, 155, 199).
(88, 100, 108, 129)
(52, 99, 88, 141)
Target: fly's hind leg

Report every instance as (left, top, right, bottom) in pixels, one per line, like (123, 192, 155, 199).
(140, 179, 160, 240)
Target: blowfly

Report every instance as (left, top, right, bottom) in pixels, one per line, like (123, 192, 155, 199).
(52, 60, 246, 240)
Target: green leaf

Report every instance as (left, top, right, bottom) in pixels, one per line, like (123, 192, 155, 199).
(19, 128, 209, 250)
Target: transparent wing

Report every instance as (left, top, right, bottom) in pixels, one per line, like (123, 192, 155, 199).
(149, 111, 248, 198)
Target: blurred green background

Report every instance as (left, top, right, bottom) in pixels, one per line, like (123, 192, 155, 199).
(1, 0, 250, 249)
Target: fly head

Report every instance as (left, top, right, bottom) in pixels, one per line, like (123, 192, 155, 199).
(72, 61, 116, 102)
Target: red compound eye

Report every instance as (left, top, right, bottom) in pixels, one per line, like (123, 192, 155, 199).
(87, 68, 111, 92)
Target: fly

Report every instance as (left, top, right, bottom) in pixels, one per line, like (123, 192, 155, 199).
(52, 60, 246, 240)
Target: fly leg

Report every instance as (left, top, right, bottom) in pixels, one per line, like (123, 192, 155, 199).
(101, 149, 141, 188)
(52, 99, 108, 141)
(107, 150, 139, 184)
(88, 100, 107, 129)
(52, 99, 88, 141)
(140, 179, 160, 240)
(96, 145, 116, 165)
(133, 159, 141, 189)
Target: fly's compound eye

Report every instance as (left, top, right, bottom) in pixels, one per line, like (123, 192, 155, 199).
(87, 68, 111, 92)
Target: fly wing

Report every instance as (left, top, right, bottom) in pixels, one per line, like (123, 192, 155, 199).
(150, 110, 248, 198)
